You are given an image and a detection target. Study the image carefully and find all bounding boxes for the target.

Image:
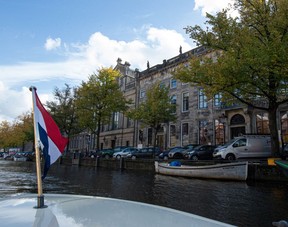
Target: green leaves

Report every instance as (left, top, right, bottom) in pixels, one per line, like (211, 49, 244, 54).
(175, 0, 288, 155)
(0, 112, 34, 149)
(128, 82, 176, 131)
(176, 0, 288, 109)
(75, 67, 131, 149)
(46, 84, 80, 137)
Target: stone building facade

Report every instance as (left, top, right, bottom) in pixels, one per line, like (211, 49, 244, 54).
(69, 46, 288, 153)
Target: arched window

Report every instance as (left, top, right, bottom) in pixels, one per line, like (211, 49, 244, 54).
(230, 114, 245, 125)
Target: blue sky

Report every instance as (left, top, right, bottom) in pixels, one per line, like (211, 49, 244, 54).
(0, 0, 234, 122)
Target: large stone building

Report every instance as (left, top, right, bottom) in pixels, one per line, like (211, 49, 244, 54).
(69, 46, 288, 153)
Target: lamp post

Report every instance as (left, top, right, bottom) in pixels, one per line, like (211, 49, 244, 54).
(219, 114, 227, 144)
(86, 134, 91, 156)
(114, 135, 117, 147)
(102, 136, 106, 149)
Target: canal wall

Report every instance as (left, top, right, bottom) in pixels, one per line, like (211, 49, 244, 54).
(60, 156, 155, 170)
(247, 163, 287, 182)
(59, 156, 288, 182)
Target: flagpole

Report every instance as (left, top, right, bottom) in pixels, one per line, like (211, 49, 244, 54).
(30, 86, 45, 208)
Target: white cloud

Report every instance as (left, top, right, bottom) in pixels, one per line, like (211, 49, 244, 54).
(0, 84, 31, 123)
(81, 28, 191, 70)
(0, 26, 193, 122)
(194, 0, 236, 16)
(45, 37, 61, 50)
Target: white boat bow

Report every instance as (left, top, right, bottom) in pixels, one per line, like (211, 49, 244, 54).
(0, 193, 235, 227)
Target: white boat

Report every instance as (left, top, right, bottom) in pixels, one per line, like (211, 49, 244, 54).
(155, 161, 248, 181)
(0, 193, 235, 227)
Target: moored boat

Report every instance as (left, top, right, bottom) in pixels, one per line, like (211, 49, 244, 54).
(275, 160, 288, 178)
(155, 161, 248, 181)
(0, 193, 235, 227)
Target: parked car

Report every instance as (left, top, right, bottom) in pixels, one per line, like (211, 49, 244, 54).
(183, 144, 199, 150)
(87, 150, 99, 158)
(213, 135, 271, 160)
(168, 147, 187, 159)
(183, 144, 200, 159)
(23, 151, 35, 161)
(128, 147, 161, 160)
(113, 146, 128, 153)
(113, 147, 139, 159)
(99, 148, 115, 159)
(159, 147, 183, 160)
(187, 145, 216, 160)
(158, 150, 170, 160)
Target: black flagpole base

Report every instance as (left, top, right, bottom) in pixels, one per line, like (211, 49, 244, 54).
(34, 195, 47, 209)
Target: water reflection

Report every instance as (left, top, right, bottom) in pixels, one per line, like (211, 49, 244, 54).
(153, 174, 252, 225)
(0, 160, 287, 227)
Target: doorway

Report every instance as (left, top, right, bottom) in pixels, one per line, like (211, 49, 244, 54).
(157, 135, 164, 150)
(230, 114, 246, 139)
(230, 127, 246, 139)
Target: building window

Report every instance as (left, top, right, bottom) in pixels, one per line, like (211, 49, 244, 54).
(199, 120, 208, 144)
(182, 92, 189, 112)
(140, 90, 145, 98)
(112, 112, 119, 130)
(159, 82, 165, 88)
(182, 123, 188, 135)
(127, 117, 133, 128)
(256, 112, 269, 134)
(171, 94, 177, 113)
(170, 79, 177, 89)
(120, 77, 124, 86)
(214, 93, 222, 107)
(182, 122, 189, 145)
(170, 125, 177, 147)
(215, 119, 225, 145)
(199, 89, 207, 109)
(280, 81, 288, 95)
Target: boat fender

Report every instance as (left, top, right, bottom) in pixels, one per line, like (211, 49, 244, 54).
(169, 161, 181, 166)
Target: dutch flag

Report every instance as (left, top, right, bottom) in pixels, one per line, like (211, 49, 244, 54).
(31, 87, 68, 180)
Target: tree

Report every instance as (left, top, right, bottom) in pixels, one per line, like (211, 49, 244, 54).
(0, 121, 15, 150)
(14, 112, 34, 151)
(75, 67, 131, 150)
(0, 112, 34, 151)
(128, 82, 176, 148)
(46, 84, 81, 152)
(174, 0, 288, 156)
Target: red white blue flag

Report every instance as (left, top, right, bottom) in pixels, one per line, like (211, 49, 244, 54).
(31, 88, 68, 180)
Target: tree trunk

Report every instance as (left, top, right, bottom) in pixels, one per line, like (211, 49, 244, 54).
(96, 118, 101, 151)
(65, 139, 70, 154)
(268, 107, 280, 157)
(153, 128, 158, 148)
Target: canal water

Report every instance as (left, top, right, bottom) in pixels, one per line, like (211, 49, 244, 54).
(0, 160, 287, 227)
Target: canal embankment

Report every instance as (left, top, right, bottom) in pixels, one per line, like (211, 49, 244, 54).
(58, 156, 288, 182)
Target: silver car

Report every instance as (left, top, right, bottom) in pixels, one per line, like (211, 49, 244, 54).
(113, 147, 139, 159)
(168, 147, 187, 159)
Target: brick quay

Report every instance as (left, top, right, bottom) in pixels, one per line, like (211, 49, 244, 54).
(58, 156, 288, 182)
